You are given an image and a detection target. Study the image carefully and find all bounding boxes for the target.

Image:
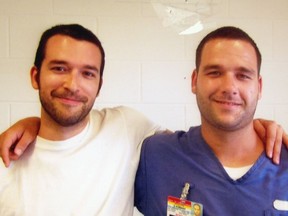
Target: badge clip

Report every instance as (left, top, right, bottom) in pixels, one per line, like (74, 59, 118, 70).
(180, 182, 190, 200)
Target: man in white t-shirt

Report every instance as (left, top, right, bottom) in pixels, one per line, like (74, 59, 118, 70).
(0, 24, 161, 216)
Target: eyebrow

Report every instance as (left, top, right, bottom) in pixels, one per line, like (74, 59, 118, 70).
(202, 64, 221, 71)
(202, 64, 256, 74)
(48, 60, 99, 73)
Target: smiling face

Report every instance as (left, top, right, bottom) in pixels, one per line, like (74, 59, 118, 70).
(31, 35, 102, 127)
(192, 38, 262, 131)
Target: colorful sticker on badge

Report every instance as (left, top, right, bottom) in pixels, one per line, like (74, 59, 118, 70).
(167, 196, 203, 216)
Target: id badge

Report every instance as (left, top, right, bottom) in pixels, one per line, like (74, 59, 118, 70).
(167, 183, 203, 216)
(167, 196, 203, 216)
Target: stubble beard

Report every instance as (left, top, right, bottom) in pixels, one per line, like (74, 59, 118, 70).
(196, 95, 258, 132)
(39, 90, 94, 127)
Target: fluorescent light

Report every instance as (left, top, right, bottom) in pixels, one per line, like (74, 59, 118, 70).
(179, 20, 203, 35)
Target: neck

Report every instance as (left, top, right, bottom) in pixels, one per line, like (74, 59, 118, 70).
(38, 112, 89, 141)
(201, 122, 264, 167)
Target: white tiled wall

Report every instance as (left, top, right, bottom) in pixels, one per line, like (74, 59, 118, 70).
(0, 0, 288, 215)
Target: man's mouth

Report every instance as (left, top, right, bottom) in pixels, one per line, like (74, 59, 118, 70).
(52, 91, 88, 104)
(215, 100, 242, 106)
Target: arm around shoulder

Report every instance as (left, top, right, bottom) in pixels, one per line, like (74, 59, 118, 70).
(254, 118, 288, 164)
(0, 117, 40, 167)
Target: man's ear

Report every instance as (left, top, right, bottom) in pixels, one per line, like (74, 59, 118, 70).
(30, 66, 40, 90)
(191, 69, 198, 94)
(258, 75, 263, 100)
(96, 78, 103, 97)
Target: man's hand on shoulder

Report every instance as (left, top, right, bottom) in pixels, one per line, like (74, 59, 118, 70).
(0, 117, 40, 167)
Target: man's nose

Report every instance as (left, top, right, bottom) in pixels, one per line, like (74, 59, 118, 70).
(63, 71, 79, 92)
(221, 74, 238, 95)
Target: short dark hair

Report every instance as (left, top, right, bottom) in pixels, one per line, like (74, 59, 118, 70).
(34, 24, 105, 77)
(195, 26, 262, 73)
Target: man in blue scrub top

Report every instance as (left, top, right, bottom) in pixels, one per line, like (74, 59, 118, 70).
(135, 26, 288, 216)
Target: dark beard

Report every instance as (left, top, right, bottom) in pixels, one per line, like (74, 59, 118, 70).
(39, 90, 93, 127)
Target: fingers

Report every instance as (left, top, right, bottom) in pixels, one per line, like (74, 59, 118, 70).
(5, 133, 36, 168)
(270, 125, 283, 165)
(4, 149, 21, 168)
(263, 122, 286, 165)
(11, 132, 34, 158)
(253, 119, 272, 157)
(262, 120, 279, 162)
(1, 136, 34, 167)
(254, 119, 283, 164)
(0, 117, 40, 168)
(282, 129, 288, 148)
(0, 141, 11, 168)
(0, 133, 17, 167)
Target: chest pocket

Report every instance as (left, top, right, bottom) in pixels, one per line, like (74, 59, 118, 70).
(265, 209, 288, 216)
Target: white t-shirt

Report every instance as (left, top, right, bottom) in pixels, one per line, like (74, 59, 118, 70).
(224, 164, 253, 180)
(0, 106, 161, 216)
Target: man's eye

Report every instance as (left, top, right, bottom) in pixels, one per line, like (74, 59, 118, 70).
(207, 71, 220, 76)
(238, 74, 251, 80)
(83, 71, 96, 78)
(52, 66, 66, 72)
